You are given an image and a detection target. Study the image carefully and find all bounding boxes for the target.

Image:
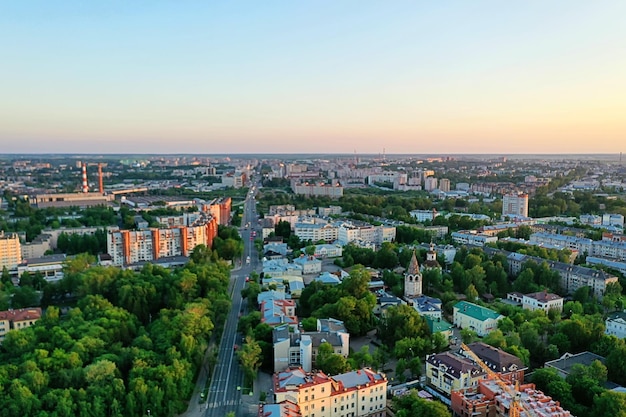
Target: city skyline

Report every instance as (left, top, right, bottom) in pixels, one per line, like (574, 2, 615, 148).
(2, 1, 625, 154)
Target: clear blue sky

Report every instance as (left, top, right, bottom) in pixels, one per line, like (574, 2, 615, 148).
(1, 1, 625, 154)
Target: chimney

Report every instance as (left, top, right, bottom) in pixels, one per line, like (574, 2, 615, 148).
(81, 162, 89, 193)
(98, 163, 104, 194)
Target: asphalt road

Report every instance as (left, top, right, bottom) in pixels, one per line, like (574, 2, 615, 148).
(205, 185, 260, 417)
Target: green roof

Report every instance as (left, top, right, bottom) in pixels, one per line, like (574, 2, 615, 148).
(425, 316, 453, 333)
(454, 301, 502, 322)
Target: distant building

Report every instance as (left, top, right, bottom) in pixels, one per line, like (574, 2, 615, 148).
(506, 252, 618, 300)
(451, 231, 497, 247)
(30, 192, 113, 209)
(439, 178, 451, 192)
(409, 209, 439, 223)
(502, 193, 529, 218)
(292, 180, 344, 198)
(0, 308, 42, 343)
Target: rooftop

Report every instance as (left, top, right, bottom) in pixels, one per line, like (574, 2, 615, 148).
(454, 301, 502, 322)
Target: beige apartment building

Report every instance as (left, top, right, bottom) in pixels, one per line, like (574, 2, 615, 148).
(0, 231, 21, 270)
(273, 368, 387, 417)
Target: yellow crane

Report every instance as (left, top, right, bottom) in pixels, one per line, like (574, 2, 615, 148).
(460, 343, 539, 417)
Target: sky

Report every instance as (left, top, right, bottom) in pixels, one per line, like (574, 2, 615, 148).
(1, 1, 625, 155)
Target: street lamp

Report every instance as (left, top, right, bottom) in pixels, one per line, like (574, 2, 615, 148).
(147, 409, 151, 417)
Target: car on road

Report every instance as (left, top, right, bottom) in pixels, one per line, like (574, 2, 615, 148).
(233, 344, 238, 351)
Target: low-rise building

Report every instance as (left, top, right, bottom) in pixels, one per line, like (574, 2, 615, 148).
(451, 231, 497, 247)
(605, 311, 626, 339)
(272, 367, 387, 417)
(0, 307, 42, 343)
(453, 301, 503, 337)
(17, 254, 66, 282)
(459, 342, 526, 382)
(522, 291, 563, 313)
(314, 244, 342, 258)
(425, 351, 484, 395)
(273, 319, 350, 373)
(293, 256, 323, 275)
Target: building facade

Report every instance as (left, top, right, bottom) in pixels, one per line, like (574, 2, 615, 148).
(0, 308, 42, 343)
(106, 213, 218, 266)
(273, 367, 387, 417)
(0, 231, 21, 270)
(502, 193, 529, 218)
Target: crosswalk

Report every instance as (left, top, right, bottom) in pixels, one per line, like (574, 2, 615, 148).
(206, 400, 239, 408)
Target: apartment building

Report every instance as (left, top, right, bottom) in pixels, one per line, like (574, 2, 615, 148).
(292, 181, 344, 198)
(0, 308, 42, 343)
(425, 351, 484, 395)
(337, 223, 396, 247)
(273, 367, 387, 417)
(106, 213, 218, 266)
(273, 319, 350, 373)
(451, 231, 498, 247)
(506, 252, 618, 300)
(409, 209, 439, 222)
(453, 301, 503, 337)
(439, 178, 451, 192)
(502, 193, 529, 218)
(294, 223, 339, 243)
(529, 232, 593, 254)
(0, 231, 22, 270)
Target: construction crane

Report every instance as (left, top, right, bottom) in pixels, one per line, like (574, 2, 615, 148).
(460, 343, 539, 417)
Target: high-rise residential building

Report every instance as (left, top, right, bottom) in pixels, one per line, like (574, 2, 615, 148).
(106, 213, 218, 266)
(424, 177, 439, 192)
(439, 178, 451, 192)
(502, 193, 529, 218)
(0, 231, 21, 271)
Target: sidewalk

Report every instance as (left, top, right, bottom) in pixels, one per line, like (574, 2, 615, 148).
(240, 371, 273, 417)
(177, 348, 213, 417)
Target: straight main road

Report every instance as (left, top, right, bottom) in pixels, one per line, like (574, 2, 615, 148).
(205, 184, 261, 417)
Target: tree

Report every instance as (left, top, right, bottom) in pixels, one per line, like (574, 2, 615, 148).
(316, 342, 350, 375)
(593, 391, 626, 417)
(237, 336, 263, 383)
(394, 390, 450, 417)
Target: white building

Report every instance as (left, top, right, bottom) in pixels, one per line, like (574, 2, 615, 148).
(410, 209, 439, 223)
(502, 193, 529, 218)
(294, 223, 339, 243)
(605, 311, 626, 339)
(424, 177, 439, 192)
(522, 291, 563, 313)
(451, 231, 498, 247)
